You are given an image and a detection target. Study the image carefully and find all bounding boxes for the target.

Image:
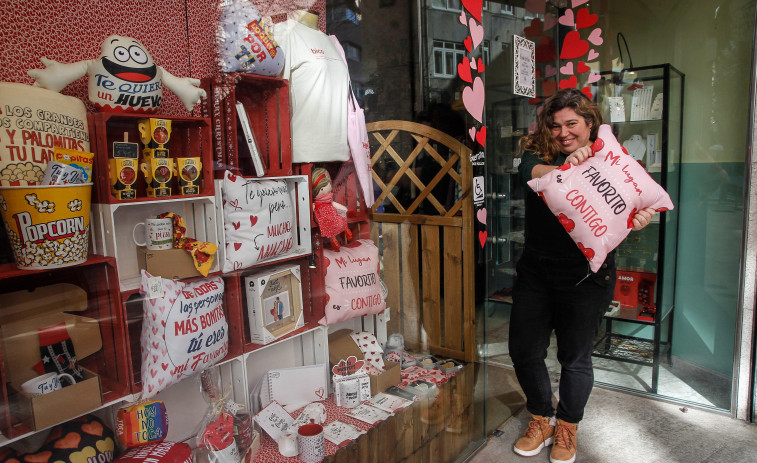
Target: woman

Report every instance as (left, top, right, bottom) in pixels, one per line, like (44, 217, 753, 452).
(510, 89, 655, 463)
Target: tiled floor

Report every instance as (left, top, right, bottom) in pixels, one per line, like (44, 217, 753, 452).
(482, 301, 731, 410)
(466, 385, 757, 463)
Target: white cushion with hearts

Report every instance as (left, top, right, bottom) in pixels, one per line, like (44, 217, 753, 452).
(526, 124, 674, 272)
(222, 171, 295, 272)
(320, 239, 386, 325)
(139, 271, 228, 399)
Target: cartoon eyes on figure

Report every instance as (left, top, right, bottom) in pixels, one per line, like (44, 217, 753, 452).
(129, 46, 148, 64)
(114, 46, 130, 62)
(113, 45, 148, 64)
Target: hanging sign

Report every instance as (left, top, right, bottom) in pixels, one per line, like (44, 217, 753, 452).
(513, 35, 536, 97)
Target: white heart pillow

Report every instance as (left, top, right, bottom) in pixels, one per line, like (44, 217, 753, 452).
(527, 124, 674, 272)
(139, 271, 228, 398)
(222, 171, 295, 272)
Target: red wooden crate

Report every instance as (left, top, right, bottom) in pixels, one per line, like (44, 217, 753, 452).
(202, 73, 292, 178)
(223, 256, 323, 353)
(0, 255, 130, 437)
(89, 112, 214, 204)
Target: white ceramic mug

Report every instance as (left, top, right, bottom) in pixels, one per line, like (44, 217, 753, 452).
(340, 379, 361, 409)
(21, 372, 75, 397)
(133, 217, 173, 250)
(297, 422, 325, 463)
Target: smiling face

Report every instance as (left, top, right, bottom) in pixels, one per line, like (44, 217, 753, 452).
(100, 35, 157, 83)
(550, 107, 592, 154)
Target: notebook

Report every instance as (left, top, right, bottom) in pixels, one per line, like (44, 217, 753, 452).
(255, 364, 329, 413)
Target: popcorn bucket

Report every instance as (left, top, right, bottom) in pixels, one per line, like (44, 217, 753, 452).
(0, 183, 92, 269)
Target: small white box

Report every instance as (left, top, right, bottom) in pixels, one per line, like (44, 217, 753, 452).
(245, 264, 304, 344)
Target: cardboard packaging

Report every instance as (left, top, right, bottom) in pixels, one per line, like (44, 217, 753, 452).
(1, 284, 103, 430)
(245, 264, 304, 344)
(328, 329, 401, 396)
(136, 246, 203, 280)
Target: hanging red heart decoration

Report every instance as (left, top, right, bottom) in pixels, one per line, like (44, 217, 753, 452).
(575, 8, 598, 29)
(458, 58, 473, 83)
(461, 0, 483, 22)
(475, 126, 487, 147)
(559, 76, 578, 89)
(560, 31, 589, 59)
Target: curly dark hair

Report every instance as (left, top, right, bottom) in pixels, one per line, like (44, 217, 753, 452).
(518, 88, 603, 164)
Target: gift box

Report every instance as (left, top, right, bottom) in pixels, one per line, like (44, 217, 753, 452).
(136, 246, 203, 280)
(614, 270, 657, 309)
(328, 329, 400, 396)
(244, 264, 304, 345)
(9, 368, 101, 431)
(1, 284, 104, 430)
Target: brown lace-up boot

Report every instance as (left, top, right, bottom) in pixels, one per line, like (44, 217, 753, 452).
(513, 414, 555, 457)
(550, 419, 578, 463)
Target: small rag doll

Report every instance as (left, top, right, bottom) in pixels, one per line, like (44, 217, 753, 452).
(311, 167, 352, 250)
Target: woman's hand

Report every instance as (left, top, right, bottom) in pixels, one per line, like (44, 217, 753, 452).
(564, 146, 594, 166)
(631, 207, 656, 231)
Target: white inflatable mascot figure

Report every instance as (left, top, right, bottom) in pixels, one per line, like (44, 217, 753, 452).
(28, 35, 206, 113)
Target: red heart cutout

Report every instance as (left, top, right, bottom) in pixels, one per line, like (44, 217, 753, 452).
(457, 58, 472, 83)
(478, 231, 487, 248)
(461, 0, 483, 22)
(577, 242, 595, 260)
(234, 242, 242, 251)
(536, 36, 557, 62)
(477, 58, 485, 72)
(227, 172, 237, 182)
(577, 61, 590, 73)
(524, 17, 543, 37)
(232, 222, 240, 230)
(475, 126, 487, 147)
(560, 31, 589, 59)
(54, 432, 81, 449)
(542, 79, 557, 96)
(581, 86, 594, 99)
(250, 215, 258, 227)
(591, 138, 605, 153)
(557, 213, 575, 232)
(559, 76, 578, 89)
(464, 36, 472, 53)
(576, 8, 598, 29)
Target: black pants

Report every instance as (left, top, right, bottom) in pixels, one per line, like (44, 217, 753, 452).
(509, 247, 615, 424)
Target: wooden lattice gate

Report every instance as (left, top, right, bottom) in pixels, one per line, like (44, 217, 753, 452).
(367, 121, 475, 362)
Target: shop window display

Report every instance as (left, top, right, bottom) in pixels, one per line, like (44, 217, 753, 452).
(0, 2, 475, 462)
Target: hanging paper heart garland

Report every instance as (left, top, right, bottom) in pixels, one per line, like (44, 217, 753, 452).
(457, 7, 487, 249)
(523, 2, 605, 102)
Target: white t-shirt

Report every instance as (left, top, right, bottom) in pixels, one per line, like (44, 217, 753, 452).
(274, 20, 351, 163)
